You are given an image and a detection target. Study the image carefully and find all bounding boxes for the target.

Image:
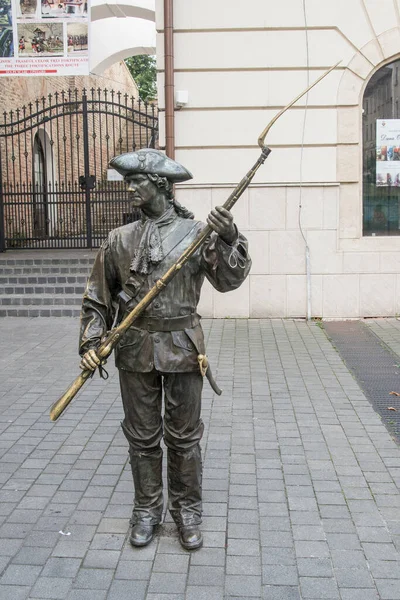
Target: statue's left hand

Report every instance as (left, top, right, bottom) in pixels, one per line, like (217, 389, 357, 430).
(207, 206, 237, 245)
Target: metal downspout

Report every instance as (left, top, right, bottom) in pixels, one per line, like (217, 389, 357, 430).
(164, 0, 175, 159)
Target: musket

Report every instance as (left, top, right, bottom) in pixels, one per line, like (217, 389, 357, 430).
(49, 62, 340, 421)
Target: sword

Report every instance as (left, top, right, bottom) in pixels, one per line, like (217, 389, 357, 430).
(49, 62, 340, 421)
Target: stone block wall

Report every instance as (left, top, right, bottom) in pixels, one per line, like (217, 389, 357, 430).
(157, 0, 400, 318)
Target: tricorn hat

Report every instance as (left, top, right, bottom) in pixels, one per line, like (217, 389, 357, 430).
(109, 149, 193, 183)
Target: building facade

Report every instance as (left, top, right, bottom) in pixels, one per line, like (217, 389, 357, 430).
(155, 0, 400, 319)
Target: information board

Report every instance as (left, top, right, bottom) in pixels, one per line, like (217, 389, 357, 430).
(376, 119, 400, 187)
(0, 0, 89, 76)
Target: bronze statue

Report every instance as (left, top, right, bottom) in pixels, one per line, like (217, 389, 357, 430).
(49, 63, 340, 550)
(79, 149, 251, 550)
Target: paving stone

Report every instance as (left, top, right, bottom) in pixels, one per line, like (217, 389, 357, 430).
(148, 573, 186, 595)
(289, 512, 321, 525)
(188, 565, 225, 586)
(228, 523, 259, 539)
(226, 555, 261, 575)
(12, 547, 52, 566)
(66, 591, 108, 600)
(292, 525, 325, 541)
(145, 596, 185, 600)
(326, 533, 361, 550)
(29, 576, 73, 599)
(189, 547, 226, 566)
(339, 590, 379, 600)
(41, 558, 81, 578)
(297, 558, 333, 578)
(227, 538, 261, 556)
(295, 541, 330, 558)
(82, 550, 120, 569)
(299, 576, 340, 599)
(356, 527, 393, 543)
(72, 568, 114, 589)
(152, 554, 189, 573)
(262, 565, 298, 586)
(261, 531, 293, 548)
(52, 541, 89, 559)
(362, 543, 399, 561)
(262, 547, 296, 566)
(225, 575, 262, 597)
(185, 588, 224, 600)
(0, 585, 31, 600)
(106, 580, 147, 600)
(262, 585, 301, 599)
(375, 579, 400, 600)
(368, 559, 400, 579)
(0, 564, 42, 586)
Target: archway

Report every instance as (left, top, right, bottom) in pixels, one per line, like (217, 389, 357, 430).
(90, 16, 156, 74)
(91, 0, 155, 22)
(32, 129, 57, 237)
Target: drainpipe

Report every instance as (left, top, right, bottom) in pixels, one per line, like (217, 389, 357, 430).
(164, 0, 175, 159)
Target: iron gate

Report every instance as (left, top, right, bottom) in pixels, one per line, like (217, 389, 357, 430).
(0, 88, 158, 251)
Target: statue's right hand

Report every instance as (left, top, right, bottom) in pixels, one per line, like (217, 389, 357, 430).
(80, 349, 101, 372)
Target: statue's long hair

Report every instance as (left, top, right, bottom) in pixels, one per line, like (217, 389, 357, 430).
(147, 174, 194, 219)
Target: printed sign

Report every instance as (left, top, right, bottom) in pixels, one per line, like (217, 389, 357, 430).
(376, 119, 400, 186)
(0, 0, 89, 76)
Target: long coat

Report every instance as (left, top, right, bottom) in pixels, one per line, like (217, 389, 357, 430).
(79, 212, 251, 373)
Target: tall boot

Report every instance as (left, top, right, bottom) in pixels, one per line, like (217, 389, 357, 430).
(167, 445, 202, 527)
(129, 447, 163, 526)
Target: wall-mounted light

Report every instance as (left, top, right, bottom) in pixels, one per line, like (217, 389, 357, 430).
(175, 90, 189, 109)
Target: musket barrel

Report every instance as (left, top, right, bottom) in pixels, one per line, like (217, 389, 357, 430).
(49, 370, 91, 421)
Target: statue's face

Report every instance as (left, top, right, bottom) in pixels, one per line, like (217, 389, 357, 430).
(125, 174, 158, 208)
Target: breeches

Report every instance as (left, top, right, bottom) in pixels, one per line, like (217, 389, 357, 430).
(119, 369, 204, 452)
(119, 369, 204, 526)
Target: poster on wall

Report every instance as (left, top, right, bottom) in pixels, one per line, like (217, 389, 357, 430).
(0, 0, 89, 76)
(376, 119, 400, 187)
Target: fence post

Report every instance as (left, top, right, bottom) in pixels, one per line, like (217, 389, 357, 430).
(82, 92, 92, 249)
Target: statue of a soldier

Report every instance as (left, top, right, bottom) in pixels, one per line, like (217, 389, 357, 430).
(79, 149, 251, 550)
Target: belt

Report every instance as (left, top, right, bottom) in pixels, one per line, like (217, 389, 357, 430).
(132, 313, 200, 332)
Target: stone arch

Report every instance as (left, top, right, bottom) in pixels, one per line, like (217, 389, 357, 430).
(90, 15, 156, 74)
(92, 46, 155, 75)
(91, 0, 155, 22)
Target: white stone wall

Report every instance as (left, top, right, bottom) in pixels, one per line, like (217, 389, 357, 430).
(156, 0, 400, 318)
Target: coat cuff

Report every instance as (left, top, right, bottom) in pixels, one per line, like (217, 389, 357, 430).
(216, 228, 249, 269)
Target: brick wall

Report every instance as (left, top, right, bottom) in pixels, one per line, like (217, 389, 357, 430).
(0, 61, 139, 113)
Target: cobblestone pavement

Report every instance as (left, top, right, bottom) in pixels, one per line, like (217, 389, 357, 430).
(0, 317, 400, 600)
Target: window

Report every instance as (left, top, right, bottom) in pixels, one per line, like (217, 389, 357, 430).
(363, 59, 400, 236)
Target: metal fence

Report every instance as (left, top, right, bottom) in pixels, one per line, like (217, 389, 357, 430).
(0, 88, 158, 250)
